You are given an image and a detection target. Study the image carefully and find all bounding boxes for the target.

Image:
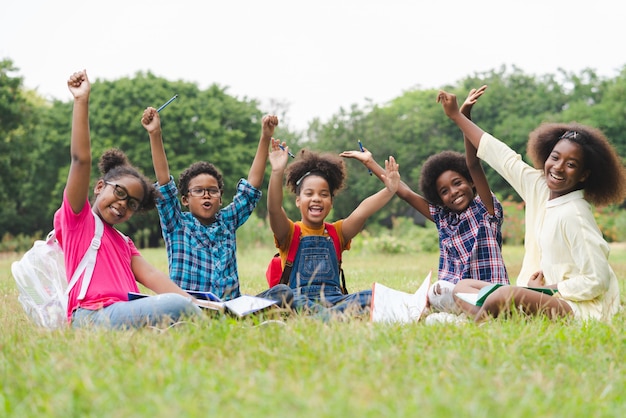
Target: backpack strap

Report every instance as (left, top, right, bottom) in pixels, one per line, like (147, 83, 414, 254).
(66, 211, 104, 300)
(324, 223, 348, 295)
(278, 223, 301, 286)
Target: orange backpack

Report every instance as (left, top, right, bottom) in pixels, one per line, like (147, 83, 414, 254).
(265, 222, 348, 294)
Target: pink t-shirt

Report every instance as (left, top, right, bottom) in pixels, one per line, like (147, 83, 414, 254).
(53, 191, 140, 322)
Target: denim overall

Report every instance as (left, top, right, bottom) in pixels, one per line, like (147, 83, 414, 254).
(288, 234, 371, 314)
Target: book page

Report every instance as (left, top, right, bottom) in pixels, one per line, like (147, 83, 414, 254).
(224, 295, 277, 318)
(370, 272, 431, 324)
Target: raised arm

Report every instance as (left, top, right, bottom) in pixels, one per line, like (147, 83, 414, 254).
(459, 85, 494, 214)
(65, 70, 92, 214)
(340, 148, 432, 221)
(341, 156, 400, 242)
(267, 138, 291, 247)
(248, 115, 278, 189)
(142, 107, 170, 186)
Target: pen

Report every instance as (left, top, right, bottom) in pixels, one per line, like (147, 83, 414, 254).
(358, 139, 372, 175)
(279, 143, 295, 158)
(157, 94, 178, 112)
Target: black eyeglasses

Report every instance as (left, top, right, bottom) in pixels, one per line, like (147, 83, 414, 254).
(188, 187, 221, 198)
(105, 182, 141, 211)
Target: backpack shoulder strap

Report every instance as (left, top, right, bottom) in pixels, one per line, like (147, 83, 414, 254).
(278, 223, 301, 286)
(66, 211, 104, 300)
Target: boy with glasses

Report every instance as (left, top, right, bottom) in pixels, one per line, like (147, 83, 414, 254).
(142, 108, 294, 307)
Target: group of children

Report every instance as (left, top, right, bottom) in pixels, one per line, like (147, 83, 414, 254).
(56, 69, 626, 330)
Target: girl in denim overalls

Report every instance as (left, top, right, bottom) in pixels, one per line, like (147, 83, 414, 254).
(267, 141, 400, 318)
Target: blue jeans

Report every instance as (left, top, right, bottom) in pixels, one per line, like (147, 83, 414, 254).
(71, 293, 202, 330)
(289, 235, 372, 316)
(256, 284, 294, 308)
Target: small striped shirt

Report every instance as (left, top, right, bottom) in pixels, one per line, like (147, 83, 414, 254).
(430, 193, 509, 285)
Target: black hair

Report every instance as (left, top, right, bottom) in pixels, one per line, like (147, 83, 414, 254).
(285, 149, 346, 196)
(527, 122, 626, 206)
(98, 148, 158, 212)
(418, 151, 473, 206)
(178, 161, 224, 196)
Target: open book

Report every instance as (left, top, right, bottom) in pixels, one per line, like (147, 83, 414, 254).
(370, 271, 432, 324)
(455, 284, 558, 306)
(128, 291, 277, 318)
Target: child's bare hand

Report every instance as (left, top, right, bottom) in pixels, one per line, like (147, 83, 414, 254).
(437, 90, 460, 118)
(141, 107, 161, 134)
(262, 115, 279, 138)
(269, 138, 289, 170)
(340, 149, 372, 166)
(460, 85, 487, 117)
(67, 70, 90, 99)
(527, 271, 545, 287)
(382, 156, 400, 193)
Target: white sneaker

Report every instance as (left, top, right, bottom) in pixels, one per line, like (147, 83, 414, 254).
(424, 312, 467, 325)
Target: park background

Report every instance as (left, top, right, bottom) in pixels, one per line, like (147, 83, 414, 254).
(2, 42, 626, 418)
(3, 1, 626, 415)
(1, 58, 626, 251)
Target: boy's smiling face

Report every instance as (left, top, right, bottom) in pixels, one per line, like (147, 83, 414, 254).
(435, 170, 475, 213)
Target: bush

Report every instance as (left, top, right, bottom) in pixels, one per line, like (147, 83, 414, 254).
(236, 213, 275, 249)
(352, 217, 439, 255)
(501, 198, 525, 245)
(594, 205, 626, 242)
(0, 232, 44, 253)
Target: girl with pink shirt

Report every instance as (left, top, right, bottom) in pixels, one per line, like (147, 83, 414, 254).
(55, 70, 202, 329)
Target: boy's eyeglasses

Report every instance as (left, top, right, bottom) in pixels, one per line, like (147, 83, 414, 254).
(188, 188, 221, 198)
(105, 182, 141, 211)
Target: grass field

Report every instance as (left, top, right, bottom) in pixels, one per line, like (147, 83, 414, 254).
(1, 243, 625, 417)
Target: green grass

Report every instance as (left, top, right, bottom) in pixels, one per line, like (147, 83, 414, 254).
(1, 243, 625, 417)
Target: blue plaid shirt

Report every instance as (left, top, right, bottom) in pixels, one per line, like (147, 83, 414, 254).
(430, 192, 509, 285)
(156, 177, 261, 299)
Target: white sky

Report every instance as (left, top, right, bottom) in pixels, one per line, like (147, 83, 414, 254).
(2, 0, 624, 131)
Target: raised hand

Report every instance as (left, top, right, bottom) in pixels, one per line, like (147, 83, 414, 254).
(460, 85, 487, 117)
(268, 137, 290, 170)
(340, 148, 372, 165)
(141, 107, 161, 134)
(262, 115, 279, 139)
(382, 156, 400, 194)
(67, 70, 90, 99)
(437, 90, 460, 119)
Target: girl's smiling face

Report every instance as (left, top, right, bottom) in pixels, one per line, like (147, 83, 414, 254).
(94, 176, 144, 225)
(544, 139, 590, 199)
(296, 175, 333, 228)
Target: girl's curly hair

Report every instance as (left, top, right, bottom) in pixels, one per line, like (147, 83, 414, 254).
(418, 150, 472, 206)
(98, 148, 159, 212)
(178, 161, 224, 197)
(527, 122, 626, 206)
(285, 149, 347, 196)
